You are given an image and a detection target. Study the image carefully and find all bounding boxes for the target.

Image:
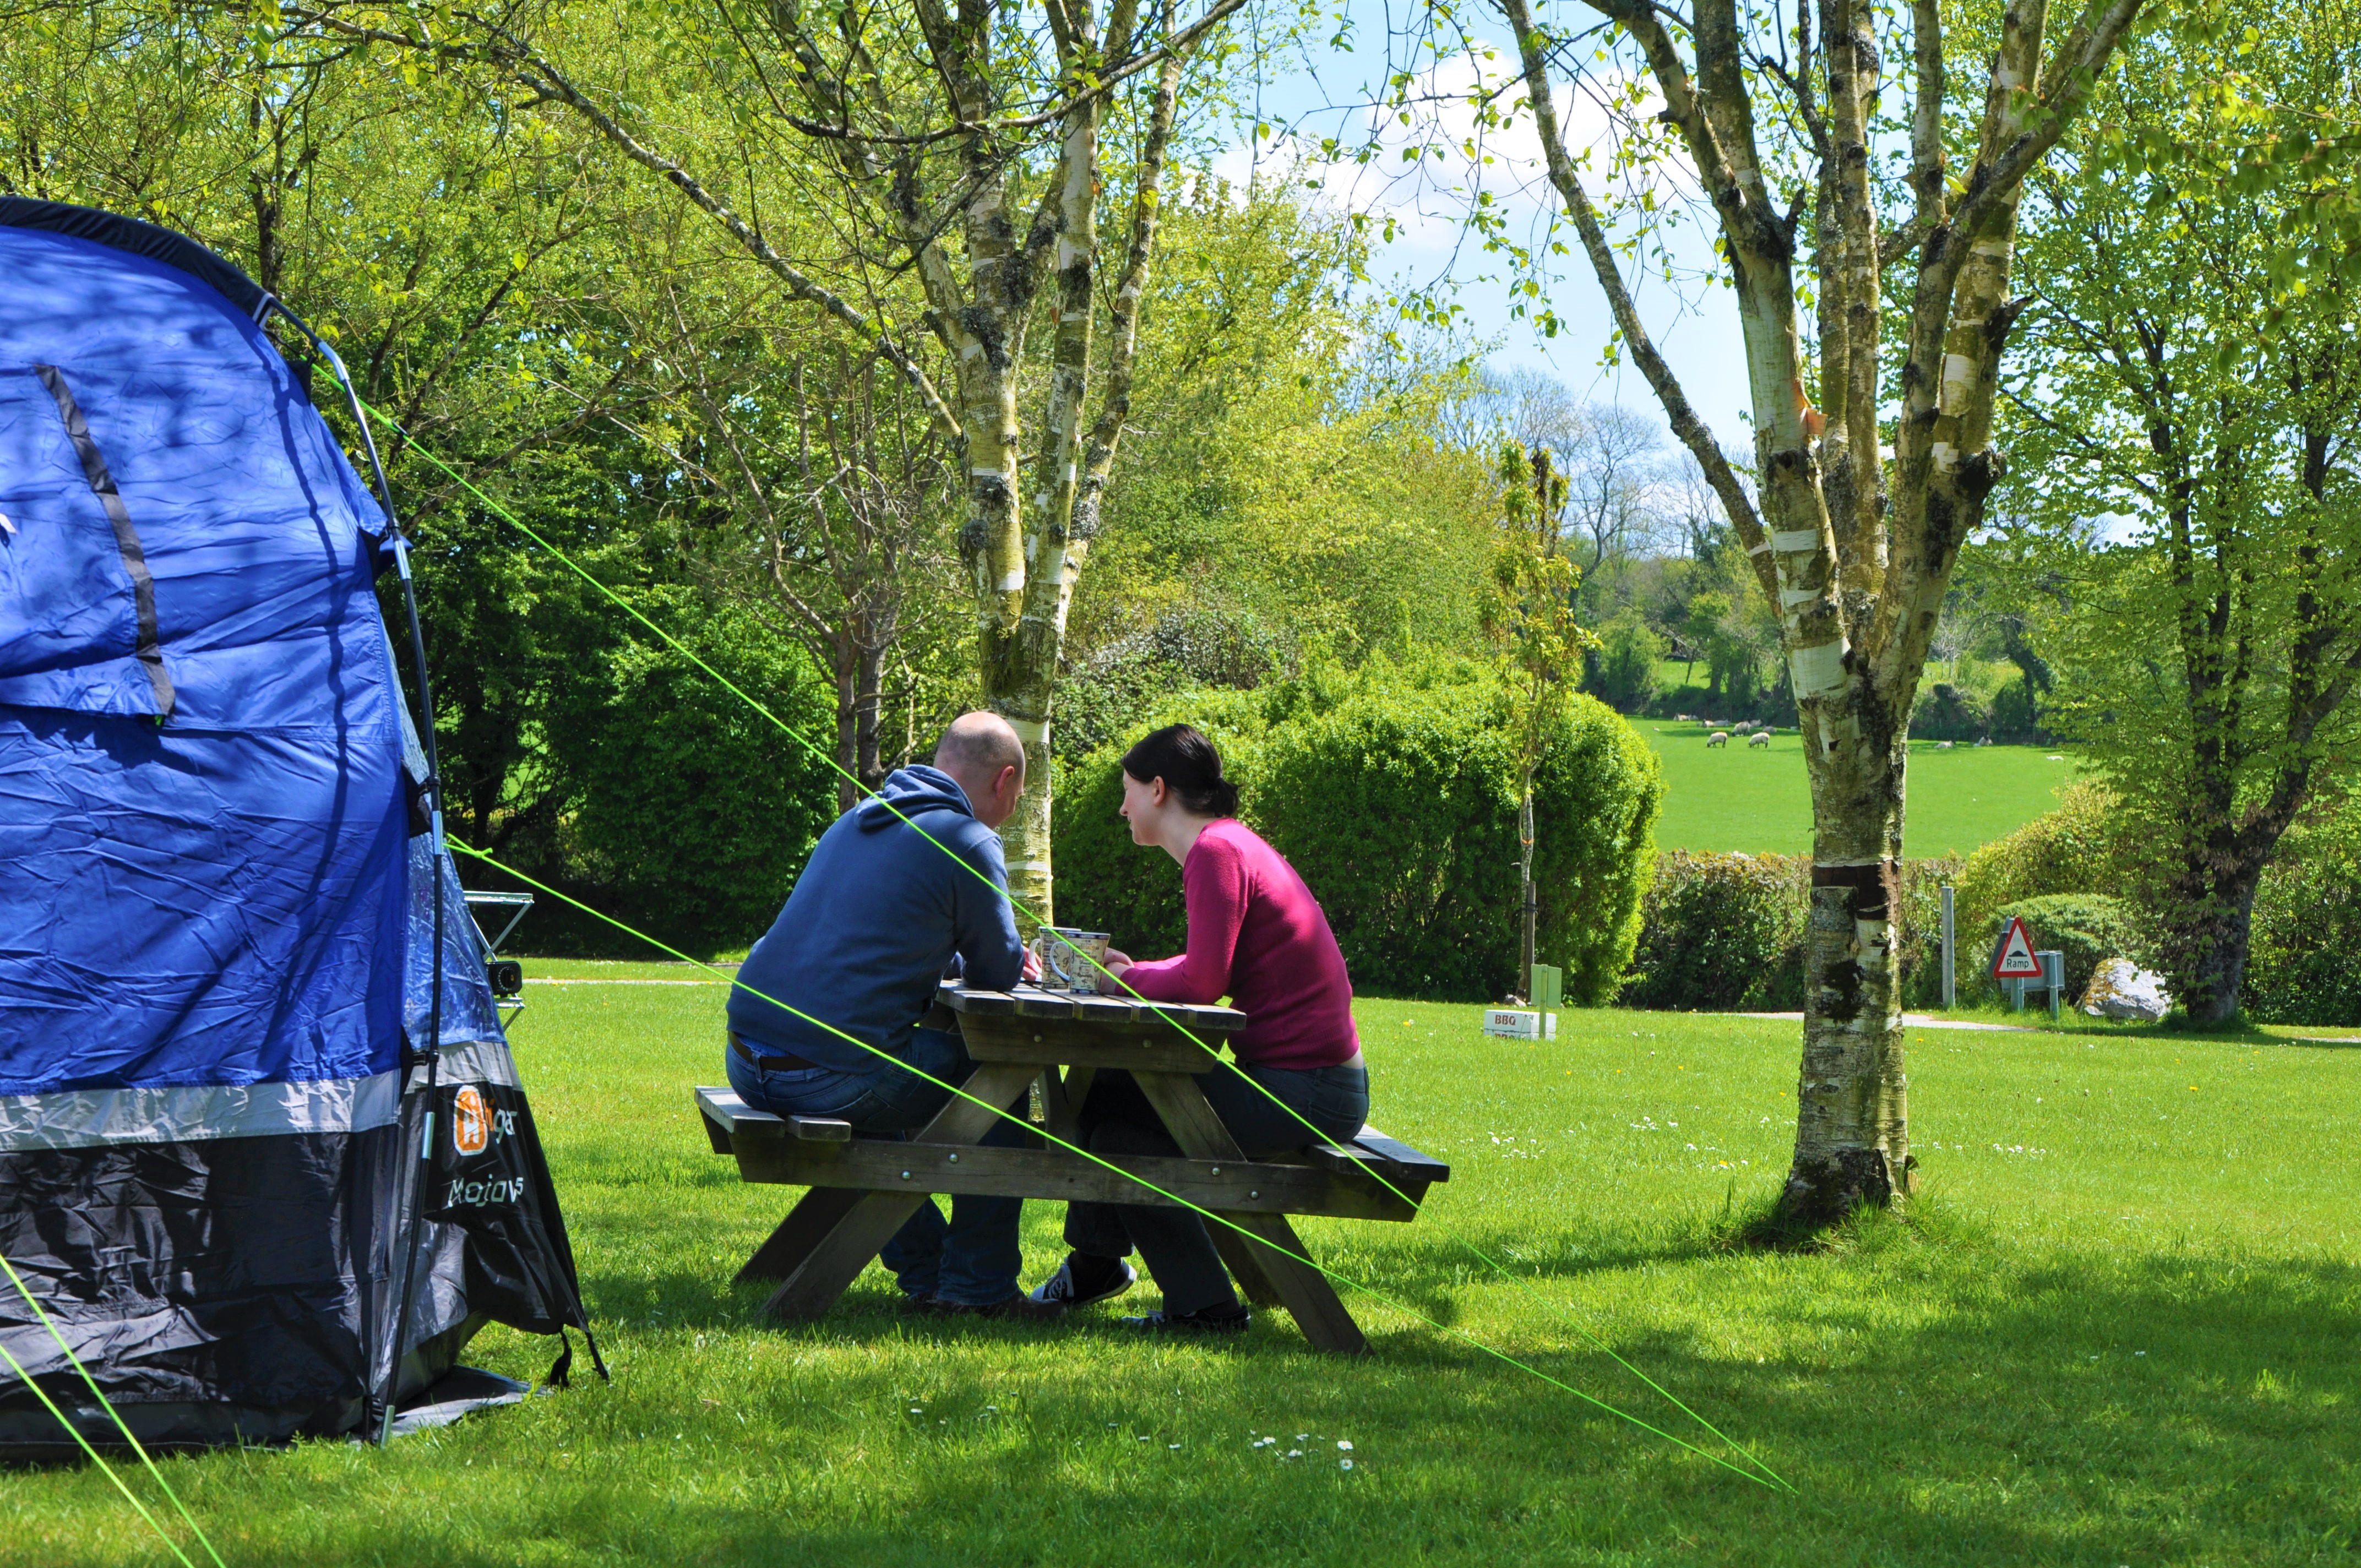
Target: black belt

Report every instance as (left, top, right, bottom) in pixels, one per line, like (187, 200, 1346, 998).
(730, 1033, 823, 1073)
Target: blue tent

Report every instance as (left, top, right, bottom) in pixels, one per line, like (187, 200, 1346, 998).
(0, 199, 597, 1451)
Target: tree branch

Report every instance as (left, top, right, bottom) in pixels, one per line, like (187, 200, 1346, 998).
(1506, 0, 1772, 596)
(281, 4, 962, 440)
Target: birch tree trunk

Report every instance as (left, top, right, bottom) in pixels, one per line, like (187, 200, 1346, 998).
(1499, 0, 2147, 1221)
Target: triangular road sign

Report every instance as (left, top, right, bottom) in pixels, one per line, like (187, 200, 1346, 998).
(1991, 916, 2044, 979)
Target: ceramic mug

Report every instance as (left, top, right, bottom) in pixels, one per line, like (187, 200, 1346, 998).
(1032, 927, 1111, 994)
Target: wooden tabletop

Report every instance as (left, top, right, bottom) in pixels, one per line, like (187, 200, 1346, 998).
(940, 982, 1247, 1035)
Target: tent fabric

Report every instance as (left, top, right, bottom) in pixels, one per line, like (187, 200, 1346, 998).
(0, 205, 406, 1092)
(0, 200, 596, 1451)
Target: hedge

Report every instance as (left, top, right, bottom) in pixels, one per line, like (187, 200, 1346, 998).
(1947, 785, 2361, 1023)
(1053, 655, 1663, 1004)
(481, 586, 838, 957)
(1619, 852, 1806, 1011)
(1619, 852, 1961, 1011)
(2244, 820, 2361, 1026)
(1951, 781, 2125, 951)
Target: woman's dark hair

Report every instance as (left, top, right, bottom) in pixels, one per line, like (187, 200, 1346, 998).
(1121, 723, 1240, 818)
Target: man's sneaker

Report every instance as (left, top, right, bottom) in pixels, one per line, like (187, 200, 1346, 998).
(1026, 1254, 1137, 1310)
(935, 1292, 1065, 1322)
(1120, 1302, 1250, 1333)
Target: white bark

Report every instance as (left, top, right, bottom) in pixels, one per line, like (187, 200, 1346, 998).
(1503, 0, 2150, 1219)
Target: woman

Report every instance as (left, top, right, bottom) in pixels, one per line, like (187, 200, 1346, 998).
(1027, 723, 1368, 1330)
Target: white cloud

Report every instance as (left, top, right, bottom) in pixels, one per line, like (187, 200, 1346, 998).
(1218, 42, 1698, 266)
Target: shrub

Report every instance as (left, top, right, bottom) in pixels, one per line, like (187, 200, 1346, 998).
(1053, 605, 1281, 769)
(1952, 780, 2126, 947)
(1620, 853, 1962, 1011)
(1896, 856, 1966, 1009)
(523, 589, 837, 957)
(1053, 655, 1663, 1003)
(1619, 852, 1807, 1010)
(1585, 613, 1666, 714)
(2244, 819, 2361, 1026)
(1908, 682, 1986, 741)
(1977, 893, 2150, 1003)
(1988, 679, 2040, 743)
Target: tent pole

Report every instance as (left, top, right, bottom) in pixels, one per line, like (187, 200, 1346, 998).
(379, 536, 444, 1446)
(259, 300, 448, 1446)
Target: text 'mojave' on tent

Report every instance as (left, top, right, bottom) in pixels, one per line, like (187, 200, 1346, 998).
(0, 198, 601, 1455)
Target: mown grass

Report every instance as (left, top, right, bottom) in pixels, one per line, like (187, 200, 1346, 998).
(7, 967, 2358, 1566)
(1640, 718, 2086, 857)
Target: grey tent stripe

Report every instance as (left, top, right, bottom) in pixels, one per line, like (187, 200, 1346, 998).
(408, 1037, 522, 1092)
(0, 1072, 402, 1151)
(0, 1037, 522, 1151)
(33, 363, 175, 719)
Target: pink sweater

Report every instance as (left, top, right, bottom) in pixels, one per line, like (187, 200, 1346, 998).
(1119, 820, 1361, 1069)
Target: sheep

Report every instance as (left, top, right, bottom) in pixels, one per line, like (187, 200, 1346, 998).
(1748, 731, 1771, 748)
(1733, 720, 1756, 734)
(1706, 731, 1731, 748)
(1936, 740, 1955, 750)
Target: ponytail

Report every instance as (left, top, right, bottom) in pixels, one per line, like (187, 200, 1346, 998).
(1120, 723, 1238, 818)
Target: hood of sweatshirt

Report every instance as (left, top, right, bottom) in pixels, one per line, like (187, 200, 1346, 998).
(854, 764, 977, 834)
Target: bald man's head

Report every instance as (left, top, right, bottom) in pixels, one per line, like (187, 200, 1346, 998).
(934, 711, 1027, 827)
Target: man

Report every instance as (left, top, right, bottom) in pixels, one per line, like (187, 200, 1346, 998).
(725, 711, 1055, 1318)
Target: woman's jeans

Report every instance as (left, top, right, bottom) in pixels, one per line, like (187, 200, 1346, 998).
(1064, 1061, 1371, 1316)
(725, 1028, 1030, 1306)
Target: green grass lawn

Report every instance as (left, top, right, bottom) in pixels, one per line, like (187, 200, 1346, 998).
(10, 965, 2359, 1566)
(1641, 718, 2083, 857)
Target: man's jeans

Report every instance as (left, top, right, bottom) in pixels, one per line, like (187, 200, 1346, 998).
(725, 1028, 1028, 1306)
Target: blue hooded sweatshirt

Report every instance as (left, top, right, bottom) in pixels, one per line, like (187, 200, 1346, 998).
(727, 764, 1024, 1072)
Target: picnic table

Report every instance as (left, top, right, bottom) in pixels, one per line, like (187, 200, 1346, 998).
(695, 982, 1450, 1353)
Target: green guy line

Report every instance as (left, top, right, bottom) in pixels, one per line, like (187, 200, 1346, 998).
(449, 836, 1784, 1494)
(372, 403, 1785, 1493)
(0, 1260, 211, 1568)
(0, 1254, 228, 1562)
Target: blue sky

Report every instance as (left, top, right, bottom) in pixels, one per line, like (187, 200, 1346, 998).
(1213, 12, 1754, 440)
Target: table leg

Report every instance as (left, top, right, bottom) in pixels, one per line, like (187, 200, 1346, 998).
(1211, 1213, 1367, 1354)
(1131, 1071, 1366, 1352)
(1040, 1064, 1095, 1145)
(1209, 1224, 1287, 1309)
(735, 1186, 867, 1283)
(760, 1064, 1040, 1321)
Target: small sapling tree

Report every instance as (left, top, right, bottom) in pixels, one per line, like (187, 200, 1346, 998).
(1484, 441, 1593, 1000)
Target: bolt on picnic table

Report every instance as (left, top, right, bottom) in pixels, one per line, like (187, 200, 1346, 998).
(694, 982, 1450, 1354)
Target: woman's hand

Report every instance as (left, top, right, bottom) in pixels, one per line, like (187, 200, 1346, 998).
(1102, 948, 1133, 980)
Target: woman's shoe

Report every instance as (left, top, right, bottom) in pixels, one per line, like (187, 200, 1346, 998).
(1120, 1302, 1250, 1333)
(1026, 1254, 1136, 1310)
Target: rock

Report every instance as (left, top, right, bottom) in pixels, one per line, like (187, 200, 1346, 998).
(2081, 957, 2171, 1023)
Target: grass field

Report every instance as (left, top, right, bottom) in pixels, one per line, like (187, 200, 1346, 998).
(9, 962, 2359, 1566)
(1641, 718, 2082, 857)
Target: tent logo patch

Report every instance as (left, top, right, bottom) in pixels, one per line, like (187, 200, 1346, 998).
(453, 1086, 491, 1156)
